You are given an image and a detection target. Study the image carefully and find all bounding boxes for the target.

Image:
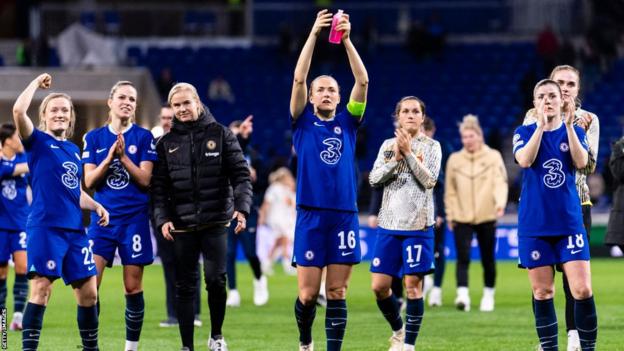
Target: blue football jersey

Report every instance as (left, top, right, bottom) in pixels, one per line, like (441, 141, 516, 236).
(513, 123, 588, 237)
(292, 109, 360, 212)
(0, 153, 30, 231)
(23, 129, 83, 230)
(82, 124, 157, 225)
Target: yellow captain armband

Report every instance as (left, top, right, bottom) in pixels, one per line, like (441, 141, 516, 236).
(347, 100, 366, 117)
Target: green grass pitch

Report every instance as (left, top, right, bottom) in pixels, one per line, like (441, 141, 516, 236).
(3, 259, 623, 350)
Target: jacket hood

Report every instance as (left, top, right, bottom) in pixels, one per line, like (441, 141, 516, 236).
(459, 144, 493, 160)
(171, 105, 216, 133)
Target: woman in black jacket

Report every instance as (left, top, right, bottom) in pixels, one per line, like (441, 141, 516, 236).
(151, 82, 252, 351)
(606, 138, 624, 252)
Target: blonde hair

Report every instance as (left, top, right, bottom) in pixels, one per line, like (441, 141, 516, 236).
(309, 75, 340, 97)
(269, 167, 294, 184)
(108, 80, 137, 122)
(459, 114, 483, 138)
(167, 82, 206, 116)
(38, 93, 76, 138)
(549, 65, 581, 107)
(109, 80, 135, 99)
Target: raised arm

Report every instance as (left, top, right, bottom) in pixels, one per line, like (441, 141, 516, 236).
(13, 73, 51, 139)
(338, 15, 369, 105)
(290, 10, 333, 119)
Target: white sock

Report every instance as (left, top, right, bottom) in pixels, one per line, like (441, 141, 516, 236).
(403, 344, 415, 351)
(125, 340, 139, 351)
(483, 287, 495, 297)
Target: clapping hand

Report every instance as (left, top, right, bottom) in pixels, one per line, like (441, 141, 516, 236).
(115, 133, 126, 157)
(395, 128, 413, 156)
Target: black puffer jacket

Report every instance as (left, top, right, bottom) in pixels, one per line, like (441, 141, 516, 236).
(151, 110, 252, 230)
(606, 138, 624, 246)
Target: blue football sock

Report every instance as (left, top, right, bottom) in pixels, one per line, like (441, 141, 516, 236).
(404, 298, 424, 346)
(325, 299, 347, 351)
(575, 296, 597, 351)
(533, 298, 558, 350)
(125, 291, 145, 342)
(22, 302, 46, 350)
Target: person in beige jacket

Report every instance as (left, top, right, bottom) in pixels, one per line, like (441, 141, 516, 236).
(444, 115, 508, 312)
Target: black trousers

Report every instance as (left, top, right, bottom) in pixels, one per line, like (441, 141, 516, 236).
(174, 226, 228, 349)
(155, 231, 201, 319)
(453, 221, 497, 288)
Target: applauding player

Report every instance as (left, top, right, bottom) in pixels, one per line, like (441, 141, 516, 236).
(82, 81, 157, 351)
(514, 79, 597, 351)
(369, 97, 441, 351)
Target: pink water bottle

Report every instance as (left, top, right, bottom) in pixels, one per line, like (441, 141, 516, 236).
(328, 10, 344, 44)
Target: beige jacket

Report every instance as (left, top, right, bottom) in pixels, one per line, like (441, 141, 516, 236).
(444, 145, 508, 225)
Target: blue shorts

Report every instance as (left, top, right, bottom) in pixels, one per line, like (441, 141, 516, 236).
(88, 213, 154, 267)
(518, 233, 590, 269)
(27, 226, 97, 285)
(293, 207, 361, 267)
(0, 229, 27, 263)
(370, 229, 435, 278)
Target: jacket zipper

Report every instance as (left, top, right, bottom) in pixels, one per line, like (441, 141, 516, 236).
(471, 155, 476, 224)
(190, 132, 200, 216)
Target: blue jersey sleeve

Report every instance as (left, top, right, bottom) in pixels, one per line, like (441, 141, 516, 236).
(22, 129, 44, 169)
(512, 125, 531, 155)
(291, 109, 310, 130)
(22, 129, 41, 151)
(335, 109, 361, 132)
(0, 159, 16, 177)
(82, 132, 96, 165)
(574, 125, 589, 151)
(140, 132, 158, 162)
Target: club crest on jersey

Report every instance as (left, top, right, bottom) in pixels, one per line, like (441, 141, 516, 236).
(531, 250, 540, 261)
(383, 150, 394, 161)
(333, 126, 342, 135)
(305, 250, 315, 261)
(47, 260, 56, 270)
(207, 140, 216, 150)
(560, 142, 569, 152)
(128, 145, 137, 154)
(1, 180, 17, 200)
(372, 257, 381, 267)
